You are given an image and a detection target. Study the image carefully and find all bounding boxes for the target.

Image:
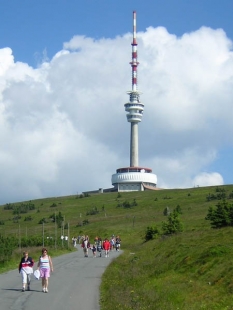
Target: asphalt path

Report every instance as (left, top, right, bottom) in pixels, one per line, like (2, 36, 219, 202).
(0, 247, 121, 310)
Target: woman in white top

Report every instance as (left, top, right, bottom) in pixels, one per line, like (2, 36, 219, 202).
(37, 248, 53, 293)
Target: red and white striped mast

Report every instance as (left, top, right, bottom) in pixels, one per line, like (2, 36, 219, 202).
(131, 10, 139, 92)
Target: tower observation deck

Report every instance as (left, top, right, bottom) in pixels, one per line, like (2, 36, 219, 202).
(111, 11, 157, 192)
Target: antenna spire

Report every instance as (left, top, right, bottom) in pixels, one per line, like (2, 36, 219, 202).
(130, 11, 139, 91)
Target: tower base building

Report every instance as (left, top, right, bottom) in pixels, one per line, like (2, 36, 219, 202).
(112, 167, 157, 192)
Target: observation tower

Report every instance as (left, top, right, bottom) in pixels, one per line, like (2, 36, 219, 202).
(111, 11, 157, 192)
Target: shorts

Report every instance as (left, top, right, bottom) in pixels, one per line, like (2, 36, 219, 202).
(40, 268, 50, 278)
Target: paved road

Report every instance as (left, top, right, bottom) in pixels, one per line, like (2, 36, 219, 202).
(0, 248, 121, 310)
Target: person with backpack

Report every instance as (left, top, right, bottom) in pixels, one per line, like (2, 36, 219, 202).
(18, 251, 34, 292)
(37, 248, 53, 293)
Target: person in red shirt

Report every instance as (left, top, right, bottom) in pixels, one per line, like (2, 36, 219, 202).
(102, 238, 111, 257)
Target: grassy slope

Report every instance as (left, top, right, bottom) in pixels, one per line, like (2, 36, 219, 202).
(1, 185, 233, 309)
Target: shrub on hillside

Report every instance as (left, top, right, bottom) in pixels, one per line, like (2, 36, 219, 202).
(38, 218, 47, 224)
(0, 235, 18, 262)
(86, 207, 99, 215)
(13, 215, 21, 223)
(116, 200, 137, 209)
(12, 202, 35, 215)
(144, 226, 160, 241)
(117, 192, 122, 199)
(49, 211, 64, 228)
(206, 192, 227, 201)
(205, 200, 233, 228)
(175, 204, 182, 214)
(50, 203, 57, 208)
(4, 203, 14, 210)
(162, 211, 183, 235)
(20, 235, 46, 247)
(229, 191, 233, 199)
(82, 219, 89, 225)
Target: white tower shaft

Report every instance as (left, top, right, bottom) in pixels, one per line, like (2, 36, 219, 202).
(130, 122, 139, 166)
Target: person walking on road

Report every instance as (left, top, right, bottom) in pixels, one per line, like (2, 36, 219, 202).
(72, 236, 77, 247)
(91, 244, 97, 257)
(110, 236, 115, 250)
(103, 238, 111, 257)
(115, 236, 121, 251)
(18, 251, 34, 292)
(37, 248, 53, 293)
(81, 238, 90, 257)
(96, 237, 103, 257)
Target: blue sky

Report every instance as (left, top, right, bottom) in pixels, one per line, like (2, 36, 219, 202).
(0, 0, 233, 203)
(1, 0, 233, 65)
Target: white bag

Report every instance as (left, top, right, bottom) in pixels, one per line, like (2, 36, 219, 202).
(33, 269, 40, 280)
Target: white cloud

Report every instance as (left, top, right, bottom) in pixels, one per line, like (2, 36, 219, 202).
(0, 26, 232, 203)
(192, 172, 224, 187)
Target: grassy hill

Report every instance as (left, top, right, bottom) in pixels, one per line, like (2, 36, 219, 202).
(1, 185, 233, 309)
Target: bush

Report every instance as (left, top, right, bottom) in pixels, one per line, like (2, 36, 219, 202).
(175, 204, 182, 214)
(145, 226, 160, 241)
(205, 201, 233, 228)
(38, 218, 47, 224)
(12, 202, 35, 215)
(83, 219, 89, 225)
(116, 200, 137, 209)
(49, 211, 64, 228)
(4, 203, 14, 210)
(229, 191, 233, 199)
(86, 207, 99, 216)
(162, 211, 183, 235)
(0, 235, 18, 262)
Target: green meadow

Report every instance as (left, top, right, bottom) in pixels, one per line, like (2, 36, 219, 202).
(1, 185, 233, 309)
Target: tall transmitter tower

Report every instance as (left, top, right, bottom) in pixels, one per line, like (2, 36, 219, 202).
(111, 11, 157, 192)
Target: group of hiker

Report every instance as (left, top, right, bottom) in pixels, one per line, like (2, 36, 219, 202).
(18, 234, 121, 292)
(81, 235, 121, 258)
